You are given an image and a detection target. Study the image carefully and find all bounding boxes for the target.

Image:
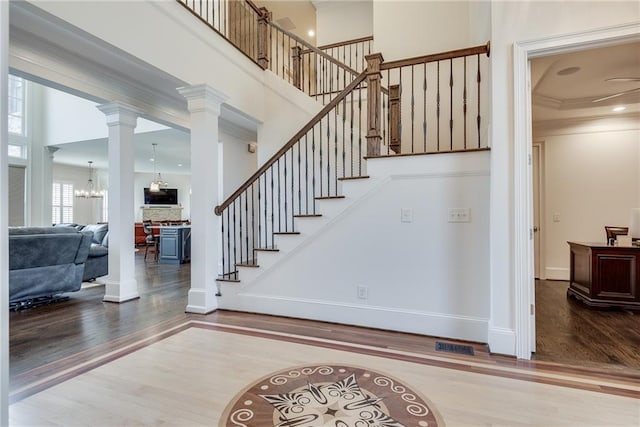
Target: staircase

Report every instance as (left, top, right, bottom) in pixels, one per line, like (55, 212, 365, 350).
(177, 0, 490, 290)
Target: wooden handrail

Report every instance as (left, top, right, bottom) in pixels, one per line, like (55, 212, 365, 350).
(316, 35, 373, 52)
(268, 22, 360, 78)
(176, 0, 263, 69)
(215, 70, 368, 215)
(244, 0, 262, 14)
(380, 42, 490, 71)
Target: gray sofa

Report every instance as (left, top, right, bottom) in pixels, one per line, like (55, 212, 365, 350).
(81, 223, 109, 281)
(9, 227, 93, 305)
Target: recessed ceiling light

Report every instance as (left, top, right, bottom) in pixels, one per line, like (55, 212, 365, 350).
(178, 164, 183, 167)
(556, 66, 581, 76)
(308, 29, 315, 37)
(613, 106, 626, 112)
(150, 158, 155, 162)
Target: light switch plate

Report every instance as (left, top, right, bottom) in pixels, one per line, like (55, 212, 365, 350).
(401, 208, 413, 223)
(448, 208, 471, 223)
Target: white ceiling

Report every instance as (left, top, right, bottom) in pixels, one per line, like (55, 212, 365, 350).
(53, 128, 191, 175)
(531, 41, 640, 122)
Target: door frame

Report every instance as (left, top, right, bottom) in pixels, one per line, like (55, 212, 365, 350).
(513, 23, 640, 359)
(532, 141, 544, 281)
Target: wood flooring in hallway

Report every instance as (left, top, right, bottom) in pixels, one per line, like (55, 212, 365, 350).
(534, 279, 640, 369)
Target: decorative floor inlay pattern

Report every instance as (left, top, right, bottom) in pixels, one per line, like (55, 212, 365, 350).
(221, 364, 441, 427)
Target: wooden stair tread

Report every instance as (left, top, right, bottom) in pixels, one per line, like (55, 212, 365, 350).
(235, 263, 259, 268)
(216, 277, 240, 283)
(273, 232, 301, 235)
(315, 195, 345, 200)
(294, 214, 322, 218)
(254, 247, 280, 252)
(338, 176, 370, 181)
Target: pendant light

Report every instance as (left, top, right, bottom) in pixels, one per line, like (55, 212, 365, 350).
(75, 161, 104, 199)
(149, 143, 168, 192)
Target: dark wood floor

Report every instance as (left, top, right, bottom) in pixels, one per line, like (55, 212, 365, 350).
(9, 256, 640, 393)
(534, 279, 640, 368)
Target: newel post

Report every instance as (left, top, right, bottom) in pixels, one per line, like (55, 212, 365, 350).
(365, 53, 384, 156)
(257, 7, 270, 69)
(292, 46, 302, 90)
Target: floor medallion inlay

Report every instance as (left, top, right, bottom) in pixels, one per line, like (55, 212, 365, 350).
(221, 364, 442, 426)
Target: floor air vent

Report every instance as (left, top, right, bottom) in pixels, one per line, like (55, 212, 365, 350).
(435, 341, 474, 356)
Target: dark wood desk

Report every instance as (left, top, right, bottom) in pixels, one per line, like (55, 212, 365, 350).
(568, 241, 640, 310)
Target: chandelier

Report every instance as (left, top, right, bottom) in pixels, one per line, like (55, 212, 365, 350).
(75, 161, 104, 199)
(149, 143, 168, 192)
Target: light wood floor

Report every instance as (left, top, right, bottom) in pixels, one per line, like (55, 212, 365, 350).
(9, 323, 640, 426)
(8, 254, 640, 425)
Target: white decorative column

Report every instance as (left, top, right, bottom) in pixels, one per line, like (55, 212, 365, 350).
(97, 102, 142, 303)
(0, 1, 9, 424)
(178, 84, 228, 314)
(29, 146, 58, 226)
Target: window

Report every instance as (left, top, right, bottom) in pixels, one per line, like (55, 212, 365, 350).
(52, 182, 74, 224)
(8, 75, 25, 136)
(101, 190, 108, 222)
(8, 144, 26, 159)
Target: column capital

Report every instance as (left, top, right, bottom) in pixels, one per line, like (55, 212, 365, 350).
(97, 102, 143, 128)
(178, 84, 228, 115)
(45, 146, 60, 157)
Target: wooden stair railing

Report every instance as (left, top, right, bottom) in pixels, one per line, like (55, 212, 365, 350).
(301, 35, 374, 74)
(177, 0, 372, 106)
(215, 71, 369, 279)
(214, 43, 491, 281)
(375, 43, 491, 156)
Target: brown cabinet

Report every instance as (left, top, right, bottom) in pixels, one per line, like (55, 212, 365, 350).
(134, 223, 146, 246)
(568, 241, 640, 310)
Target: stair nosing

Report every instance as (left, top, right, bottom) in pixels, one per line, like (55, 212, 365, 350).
(254, 248, 280, 252)
(273, 232, 301, 235)
(338, 176, 370, 181)
(294, 214, 322, 218)
(315, 195, 345, 200)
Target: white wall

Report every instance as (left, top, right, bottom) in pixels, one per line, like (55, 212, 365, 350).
(372, 1, 483, 60)
(222, 151, 491, 342)
(489, 0, 640, 354)
(315, 0, 373, 46)
(534, 118, 640, 280)
(31, 0, 266, 123)
(222, 132, 258, 199)
(41, 85, 168, 145)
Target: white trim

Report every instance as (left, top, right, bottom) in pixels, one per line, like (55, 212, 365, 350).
(545, 267, 569, 281)
(488, 327, 516, 356)
(513, 22, 640, 360)
(0, 1, 9, 423)
(222, 293, 489, 343)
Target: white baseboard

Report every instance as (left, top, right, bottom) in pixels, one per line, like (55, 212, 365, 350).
(545, 267, 569, 281)
(219, 293, 488, 343)
(488, 327, 516, 356)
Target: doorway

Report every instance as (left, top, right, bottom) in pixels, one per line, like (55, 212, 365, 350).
(513, 23, 640, 361)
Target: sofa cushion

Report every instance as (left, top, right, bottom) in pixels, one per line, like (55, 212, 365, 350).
(9, 230, 92, 270)
(88, 243, 109, 258)
(83, 224, 108, 245)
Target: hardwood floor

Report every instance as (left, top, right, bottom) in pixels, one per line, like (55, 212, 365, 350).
(534, 279, 640, 369)
(9, 256, 640, 398)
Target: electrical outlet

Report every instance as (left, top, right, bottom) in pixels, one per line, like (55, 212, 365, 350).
(448, 208, 471, 223)
(400, 208, 413, 223)
(357, 285, 369, 300)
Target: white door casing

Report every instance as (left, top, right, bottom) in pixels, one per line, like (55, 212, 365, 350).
(513, 23, 640, 360)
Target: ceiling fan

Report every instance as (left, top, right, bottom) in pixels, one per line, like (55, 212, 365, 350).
(592, 77, 640, 103)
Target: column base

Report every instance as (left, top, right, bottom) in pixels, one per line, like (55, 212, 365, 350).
(186, 289, 218, 314)
(103, 278, 140, 303)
